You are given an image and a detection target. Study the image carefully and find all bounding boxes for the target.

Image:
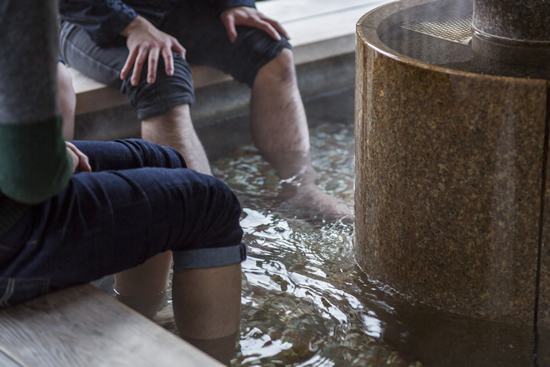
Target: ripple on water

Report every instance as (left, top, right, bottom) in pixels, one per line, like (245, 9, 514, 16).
(210, 123, 420, 366)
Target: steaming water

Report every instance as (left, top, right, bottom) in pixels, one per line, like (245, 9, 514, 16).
(210, 123, 419, 366)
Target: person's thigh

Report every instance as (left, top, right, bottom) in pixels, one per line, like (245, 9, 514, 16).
(0, 165, 243, 307)
(162, 7, 292, 87)
(59, 21, 195, 120)
(59, 21, 127, 88)
(72, 139, 187, 172)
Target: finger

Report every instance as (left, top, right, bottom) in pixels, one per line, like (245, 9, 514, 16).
(161, 47, 174, 76)
(147, 46, 160, 83)
(264, 18, 290, 40)
(66, 146, 79, 174)
(171, 39, 186, 59)
(121, 48, 138, 80)
(222, 15, 238, 43)
(250, 19, 280, 41)
(66, 142, 92, 173)
(78, 154, 92, 172)
(131, 47, 148, 86)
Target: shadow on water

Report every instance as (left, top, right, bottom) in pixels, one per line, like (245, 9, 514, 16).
(208, 122, 536, 367)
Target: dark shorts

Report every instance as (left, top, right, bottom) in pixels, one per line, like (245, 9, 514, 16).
(0, 139, 245, 308)
(59, 4, 292, 120)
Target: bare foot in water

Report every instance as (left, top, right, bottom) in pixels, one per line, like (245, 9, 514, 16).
(259, 150, 353, 222)
(279, 182, 353, 221)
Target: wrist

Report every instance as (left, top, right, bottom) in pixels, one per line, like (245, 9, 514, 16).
(120, 15, 148, 37)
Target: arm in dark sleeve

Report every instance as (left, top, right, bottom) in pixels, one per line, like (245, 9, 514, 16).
(0, 118, 72, 204)
(59, 0, 138, 46)
(221, 0, 256, 9)
(0, 0, 73, 204)
(201, 0, 255, 13)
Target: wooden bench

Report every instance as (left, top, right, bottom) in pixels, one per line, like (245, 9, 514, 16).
(0, 284, 222, 367)
(71, 0, 389, 115)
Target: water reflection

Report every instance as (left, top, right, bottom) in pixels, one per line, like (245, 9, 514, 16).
(212, 123, 418, 366)
(205, 121, 539, 366)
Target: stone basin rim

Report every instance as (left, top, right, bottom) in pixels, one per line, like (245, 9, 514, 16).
(356, 1, 550, 84)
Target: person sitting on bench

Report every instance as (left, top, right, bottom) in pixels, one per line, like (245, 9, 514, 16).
(58, 0, 351, 220)
(0, 1, 244, 364)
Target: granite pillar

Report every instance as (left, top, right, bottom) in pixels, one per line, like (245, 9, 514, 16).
(355, 0, 549, 326)
(472, 0, 550, 67)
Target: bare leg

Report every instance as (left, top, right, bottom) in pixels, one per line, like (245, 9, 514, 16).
(142, 104, 212, 175)
(57, 62, 76, 140)
(106, 104, 215, 325)
(172, 264, 242, 366)
(251, 49, 351, 219)
(114, 251, 173, 319)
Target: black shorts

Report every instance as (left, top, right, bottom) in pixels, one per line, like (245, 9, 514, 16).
(59, 4, 291, 120)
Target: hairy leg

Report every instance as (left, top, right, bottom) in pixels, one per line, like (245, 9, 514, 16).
(57, 62, 76, 140)
(172, 264, 242, 366)
(142, 104, 212, 175)
(251, 49, 350, 219)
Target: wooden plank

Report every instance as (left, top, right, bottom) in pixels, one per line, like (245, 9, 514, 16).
(282, 3, 388, 47)
(292, 34, 355, 65)
(71, 65, 233, 115)
(0, 350, 23, 367)
(0, 284, 222, 367)
(257, 0, 387, 23)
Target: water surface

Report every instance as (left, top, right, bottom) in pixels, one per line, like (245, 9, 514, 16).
(211, 122, 419, 366)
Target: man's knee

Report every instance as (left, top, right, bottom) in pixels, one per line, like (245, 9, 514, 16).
(256, 48, 297, 86)
(194, 175, 242, 247)
(206, 177, 242, 233)
(122, 53, 195, 120)
(170, 173, 244, 273)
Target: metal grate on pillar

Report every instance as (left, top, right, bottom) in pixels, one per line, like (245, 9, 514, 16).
(400, 13, 473, 45)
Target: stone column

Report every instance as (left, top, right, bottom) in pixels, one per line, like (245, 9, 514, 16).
(355, 0, 549, 326)
(472, 0, 550, 67)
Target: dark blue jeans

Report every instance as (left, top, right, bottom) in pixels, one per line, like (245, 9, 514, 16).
(0, 139, 245, 308)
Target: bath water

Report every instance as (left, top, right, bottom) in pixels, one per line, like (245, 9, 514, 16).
(210, 122, 419, 366)
(158, 120, 531, 366)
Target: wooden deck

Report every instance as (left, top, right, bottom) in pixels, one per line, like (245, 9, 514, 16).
(71, 0, 389, 115)
(0, 285, 222, 367)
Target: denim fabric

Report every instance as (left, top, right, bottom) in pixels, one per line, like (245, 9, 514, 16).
(163, 5, 292, 87)
(59, 21, 195, 120)
(0, 139, 245, 308)
(58, 0, 256, 46)
(59, 3, 291, 119)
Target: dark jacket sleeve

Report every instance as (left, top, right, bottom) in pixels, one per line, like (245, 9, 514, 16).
(59, 0, 138, 46)
(0, 117, 72, 205)
(221, 0, 256, 10)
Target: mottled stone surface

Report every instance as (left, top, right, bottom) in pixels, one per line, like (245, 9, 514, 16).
(472, 0, 550, 67)
(473, 0, 550, 42)
(539, 92, 550, 332)
(355, 0, 548, 324)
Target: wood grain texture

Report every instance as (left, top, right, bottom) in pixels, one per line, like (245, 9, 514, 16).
(0, 350, 24, 367)
(0, 285, 222, 367)
(256, 0, 386, 23)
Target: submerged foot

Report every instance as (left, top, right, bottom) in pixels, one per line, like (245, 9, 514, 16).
(279, 183, 353, 221)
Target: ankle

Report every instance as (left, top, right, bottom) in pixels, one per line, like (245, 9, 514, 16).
(182, 332, 239, 366)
